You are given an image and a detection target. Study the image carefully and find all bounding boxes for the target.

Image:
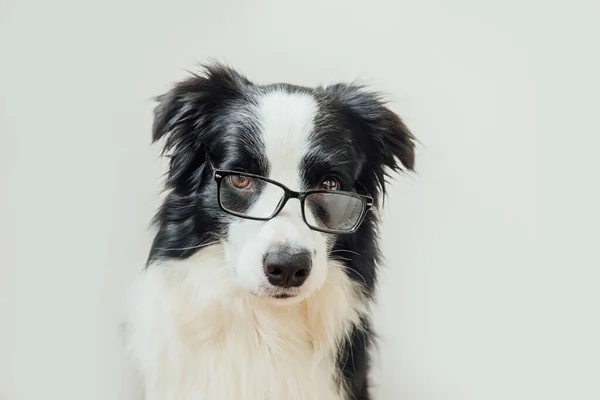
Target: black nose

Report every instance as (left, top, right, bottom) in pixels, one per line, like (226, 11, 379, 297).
(263, 247, 312, 288)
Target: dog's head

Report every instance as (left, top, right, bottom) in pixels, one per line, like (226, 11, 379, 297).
(149, 64, 414, 303)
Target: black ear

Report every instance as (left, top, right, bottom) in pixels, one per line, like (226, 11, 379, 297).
(152, 63, 251, 148)
(151, 63, 251, 188)
(322, 83, 416, 173)
(377, 104, 415, 172)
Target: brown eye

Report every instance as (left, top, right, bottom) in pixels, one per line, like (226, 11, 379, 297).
(319, 177, 340, 191)
(228, 175, 252, 189)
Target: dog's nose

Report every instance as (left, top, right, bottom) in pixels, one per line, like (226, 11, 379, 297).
(263, 247, 312, 288)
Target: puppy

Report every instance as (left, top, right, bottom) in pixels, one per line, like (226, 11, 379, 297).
(125, 64, 415, 400)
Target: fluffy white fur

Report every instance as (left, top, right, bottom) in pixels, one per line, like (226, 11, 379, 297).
(126, 244, 367, 400)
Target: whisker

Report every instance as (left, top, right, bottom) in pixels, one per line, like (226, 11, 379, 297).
(154, 240, 221, 252)
(330, 249, 363, 257)
(338, 264, 368, 286)
(330, 256, 352, 262)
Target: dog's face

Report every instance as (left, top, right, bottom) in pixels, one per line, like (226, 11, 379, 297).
(149, 65, 414, 303)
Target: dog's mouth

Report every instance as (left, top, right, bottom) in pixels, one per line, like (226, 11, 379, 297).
(255, 282, 306, 302)
(263, 288, 300, 300)
(272, 293, 293, 299)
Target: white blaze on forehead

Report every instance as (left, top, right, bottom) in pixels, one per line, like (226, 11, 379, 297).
(255, 90, 318, 191)
(222, 90, 330, 302)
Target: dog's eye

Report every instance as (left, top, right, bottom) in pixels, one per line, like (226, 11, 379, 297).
(228, 175, 252, 189)
(319, 177, 340, 191)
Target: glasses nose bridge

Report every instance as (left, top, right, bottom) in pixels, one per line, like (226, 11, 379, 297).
(286, 188, 302, 200)
(274, 189, 304, 217)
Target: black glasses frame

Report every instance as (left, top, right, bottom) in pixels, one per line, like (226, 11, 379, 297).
(213, 169, 373, 234)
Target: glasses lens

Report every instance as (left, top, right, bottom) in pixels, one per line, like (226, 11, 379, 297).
(304, 192, 367, 231)
(219, 174, 285, 219)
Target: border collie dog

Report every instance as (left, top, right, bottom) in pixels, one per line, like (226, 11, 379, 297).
(126, 64, 415, 400)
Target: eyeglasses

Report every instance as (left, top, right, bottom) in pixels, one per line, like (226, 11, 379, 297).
(213, 169, 373, 234)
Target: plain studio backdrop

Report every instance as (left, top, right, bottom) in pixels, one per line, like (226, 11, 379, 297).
(1, 0, 598, 399)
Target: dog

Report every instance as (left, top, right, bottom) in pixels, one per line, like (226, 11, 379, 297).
(125, 63, 415, 400)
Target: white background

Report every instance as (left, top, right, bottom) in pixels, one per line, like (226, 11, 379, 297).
(1, 0, 598, 399)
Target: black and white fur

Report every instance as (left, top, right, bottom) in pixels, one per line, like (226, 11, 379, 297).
(125, 64, 415, 400)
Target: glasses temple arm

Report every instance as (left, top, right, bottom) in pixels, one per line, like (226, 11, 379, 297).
(203, 145, 217, 175)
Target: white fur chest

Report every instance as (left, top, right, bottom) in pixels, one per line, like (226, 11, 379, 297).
(126, 246, 366, 400)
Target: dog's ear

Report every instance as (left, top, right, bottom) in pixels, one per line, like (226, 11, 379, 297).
(322, 83, 415, 172)
(152, 63, 251, 148)
(321, 84, 415, 196)
(151, 64, 251, 189)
